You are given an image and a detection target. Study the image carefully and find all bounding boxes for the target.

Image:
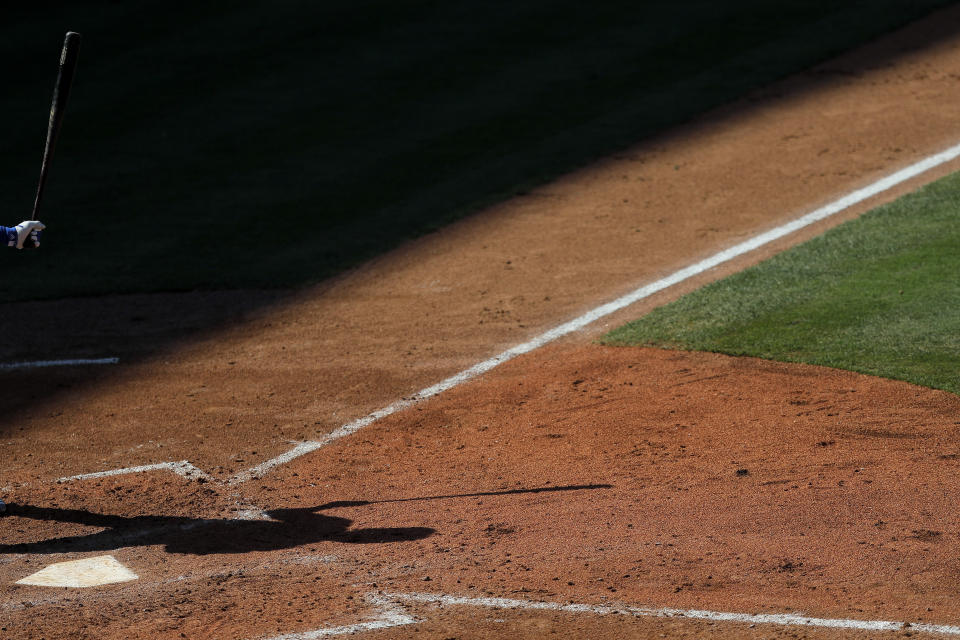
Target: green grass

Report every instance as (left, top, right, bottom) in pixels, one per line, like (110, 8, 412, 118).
(602, 171, 960, 395)
(0, 1, 953, 301)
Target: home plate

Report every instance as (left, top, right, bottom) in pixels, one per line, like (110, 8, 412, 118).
(16, 555, 138, 587)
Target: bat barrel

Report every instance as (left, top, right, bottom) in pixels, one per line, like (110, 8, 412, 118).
(31, 31, 82, 222)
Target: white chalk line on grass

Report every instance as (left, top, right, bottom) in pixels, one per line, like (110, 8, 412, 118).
(229, 139, 960, 484)
(0, 357, 118, 371)
(259, 591, 960, 638)
(37, 140, 960, 488)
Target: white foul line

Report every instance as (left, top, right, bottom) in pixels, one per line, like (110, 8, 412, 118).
(259, 591, 960, 638)
(0, 357, 118, 371)
(41, 141, 960, 486)
(230, 140, 960, 483)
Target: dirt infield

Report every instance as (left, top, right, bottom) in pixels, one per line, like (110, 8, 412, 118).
(4, 347, 960, 638)
(4, 6, 960, 639)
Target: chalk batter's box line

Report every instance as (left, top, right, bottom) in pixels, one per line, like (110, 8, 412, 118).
(0, 357, 118, 371)
(57, 460, 212, 484)
(260, 591, 960, 639)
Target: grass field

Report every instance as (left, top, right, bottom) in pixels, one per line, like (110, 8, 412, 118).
(603, 170, 960, 395)
(0, 1, 953, 301)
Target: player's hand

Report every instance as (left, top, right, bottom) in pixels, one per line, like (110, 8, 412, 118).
(14, 220, 45, 249)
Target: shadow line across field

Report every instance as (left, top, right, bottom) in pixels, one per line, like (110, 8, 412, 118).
(0, 2, 957, 429)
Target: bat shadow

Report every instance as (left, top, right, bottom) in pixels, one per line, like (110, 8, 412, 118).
(0, 483, 612, 556)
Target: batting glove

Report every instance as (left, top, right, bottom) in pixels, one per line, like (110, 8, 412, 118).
(7, 220, 45, 249)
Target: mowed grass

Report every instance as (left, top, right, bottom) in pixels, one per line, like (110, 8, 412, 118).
(602, 171, 960, 395)
(0, 1, 953, 301)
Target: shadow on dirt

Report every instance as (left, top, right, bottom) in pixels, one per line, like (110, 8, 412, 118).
(0, 483, 611, 555)
(1, 2, 957, 430)
(3, 2, 952, 302)
(0, 502, 433, 556)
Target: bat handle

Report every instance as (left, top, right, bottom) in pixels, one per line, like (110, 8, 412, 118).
(22, 232, 42, 250)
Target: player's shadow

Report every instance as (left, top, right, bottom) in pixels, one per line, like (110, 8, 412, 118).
(0, 502, 432, 556)
(0, 483, 611, 555)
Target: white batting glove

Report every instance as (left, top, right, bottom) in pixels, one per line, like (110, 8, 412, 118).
(13, 220, 45, 249)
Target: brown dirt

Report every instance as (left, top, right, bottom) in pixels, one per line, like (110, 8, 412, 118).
(3, 6, 960, 639)
(259, 345, 960, 621)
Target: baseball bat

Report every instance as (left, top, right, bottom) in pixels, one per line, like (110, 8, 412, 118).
(28, 31, 82, 247)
